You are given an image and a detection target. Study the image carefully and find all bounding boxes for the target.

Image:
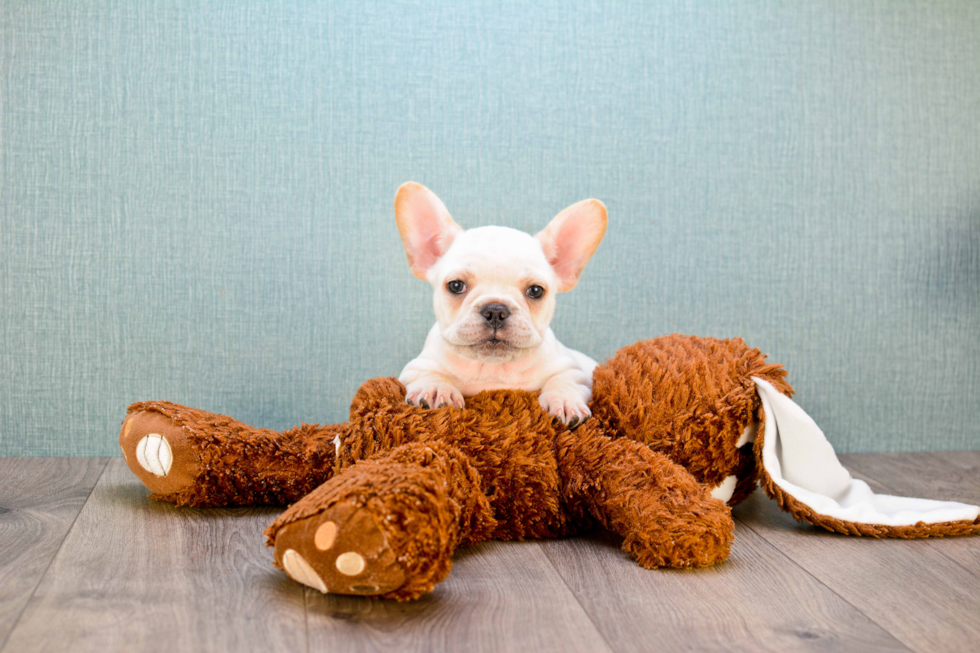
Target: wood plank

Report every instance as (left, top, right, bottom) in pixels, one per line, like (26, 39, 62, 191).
(540, 526, 907, 652)
(5, 453, 973, 651)
(735, 452, 980, 653)
(2, 459, 308, 653)
(841, 451, 980, 572)
(840, 451, 980, 505)
(924, 450, 980, 481)
(0, 458, 108, 650)
(305, 539, 614, 653)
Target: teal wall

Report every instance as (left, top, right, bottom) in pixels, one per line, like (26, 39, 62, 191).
(2, 1, 978, 456)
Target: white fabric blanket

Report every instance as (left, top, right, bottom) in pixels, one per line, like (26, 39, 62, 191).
(752, 377, 979, 526)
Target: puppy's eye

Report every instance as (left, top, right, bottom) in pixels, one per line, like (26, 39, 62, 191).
(526, 285, 545, 299)
(447, 280, 467, 294)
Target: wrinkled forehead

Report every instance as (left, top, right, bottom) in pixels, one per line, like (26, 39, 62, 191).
(434, 226, 553, 282)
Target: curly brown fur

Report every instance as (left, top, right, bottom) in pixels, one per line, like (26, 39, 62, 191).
(592, 334, 793, 501)
(118, 336, 782, 599)
(120, 334, 976, 601)
(340, 377, 578, 540)
(122, 401, 342, 507)
(556, 424, 733, 568)
(266, 441, 498, 600)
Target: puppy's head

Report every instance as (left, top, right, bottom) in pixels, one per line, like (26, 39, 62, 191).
(395, 182, 606, 362)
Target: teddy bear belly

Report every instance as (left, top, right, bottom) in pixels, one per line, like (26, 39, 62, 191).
(449, 440, 580, 541)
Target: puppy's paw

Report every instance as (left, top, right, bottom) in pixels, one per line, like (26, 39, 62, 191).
(405, 381, 465, 410)
(538, 390, 591, 429)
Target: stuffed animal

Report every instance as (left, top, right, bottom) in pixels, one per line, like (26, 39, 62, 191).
(119, 335, 980, 600)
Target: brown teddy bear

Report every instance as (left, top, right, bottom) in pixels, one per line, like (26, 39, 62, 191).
(119, 335, 980, 601)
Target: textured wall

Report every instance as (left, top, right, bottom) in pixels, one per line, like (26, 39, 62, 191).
(2, 1, 978, 456)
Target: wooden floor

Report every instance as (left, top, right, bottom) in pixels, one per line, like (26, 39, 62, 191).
(1, 453, 978, 652)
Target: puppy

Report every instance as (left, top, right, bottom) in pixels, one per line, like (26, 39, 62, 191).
(395, 182, 607, 427)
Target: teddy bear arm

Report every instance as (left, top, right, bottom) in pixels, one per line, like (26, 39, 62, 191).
(267, 440, 497, 600)
(555, 425, 734, 569)
(120, 401, 343, 507)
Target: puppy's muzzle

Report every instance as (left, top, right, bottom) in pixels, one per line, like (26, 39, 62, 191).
(480, 303, 510, 330)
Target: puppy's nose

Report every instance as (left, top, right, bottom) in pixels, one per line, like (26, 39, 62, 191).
(481, 303, 510, 329)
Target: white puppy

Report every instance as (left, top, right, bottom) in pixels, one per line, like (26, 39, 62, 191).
(395, 182, 607, 427)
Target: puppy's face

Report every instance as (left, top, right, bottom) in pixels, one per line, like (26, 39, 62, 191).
(430, 226, 555, 361)
(395, 183, 606, 363)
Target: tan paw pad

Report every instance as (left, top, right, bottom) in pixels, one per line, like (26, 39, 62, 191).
(135, 434, 173, 477)
(119, 410, 201, 495)
(335, 551, 366, 576)
(274, 502, 409, 596)
(315, 521, 337, 550)
(282, 549, 327, 593)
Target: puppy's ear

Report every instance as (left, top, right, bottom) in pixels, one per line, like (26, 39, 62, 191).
(535, 199, 607, 292)
(395, 182, 463, 280)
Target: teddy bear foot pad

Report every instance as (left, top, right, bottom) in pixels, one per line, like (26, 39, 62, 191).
(273, 500, 406, 596)
(119, 409, 201, 497)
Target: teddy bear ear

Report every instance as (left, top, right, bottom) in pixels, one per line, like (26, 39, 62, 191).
(395, 182, 463, 280)
(535, 199, 607, 292)
(752, 377, 980, 536)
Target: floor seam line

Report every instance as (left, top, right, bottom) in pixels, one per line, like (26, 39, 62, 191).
(538, 541, 619, 653)
(734, 514, 916, 653)
(843, 453, 979, 577)
(0, 457, 112, 653)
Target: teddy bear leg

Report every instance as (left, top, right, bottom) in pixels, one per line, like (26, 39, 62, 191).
(266, 441, 496, 601)
(557, 425, 734, 569)
(120, 401, 342, 507)
(589, 334, 795, 508)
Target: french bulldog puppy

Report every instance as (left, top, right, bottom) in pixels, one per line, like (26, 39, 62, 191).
(395, 182, 607, 427)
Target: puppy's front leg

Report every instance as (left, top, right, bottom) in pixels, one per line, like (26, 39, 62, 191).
(538, 369, 592, 428)
(403, 372, 465, 410)
(399, 332, 465, 409)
